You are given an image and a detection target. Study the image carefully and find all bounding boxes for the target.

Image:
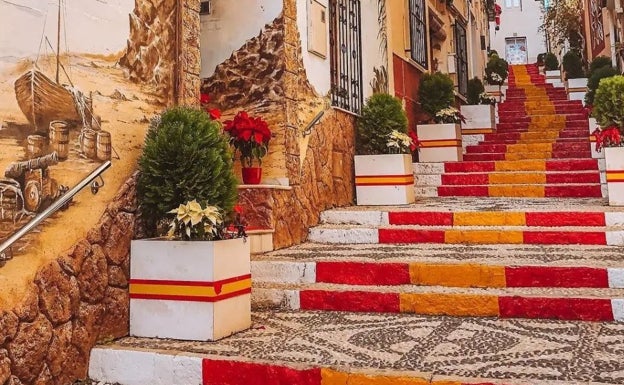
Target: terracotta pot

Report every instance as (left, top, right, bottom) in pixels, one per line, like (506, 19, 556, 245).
(242, 167, 262, 184)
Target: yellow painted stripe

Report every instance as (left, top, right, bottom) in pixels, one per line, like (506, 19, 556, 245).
(505, 152, 552, 161)
(519, 131, 559, 141)
(507, 143, 553, 153)
(495, 160, 546, 172)
(409, 263, 506, 288)
(355, 175, 414, 184)
(320, 369, 462, 385)
(400, 293, 500, 317)
(462, 129, 494, 134)
(445, 230, 524, 244)
(418, 140, 462, 148)
(489, 172, 546, 184)
(489, 185, 545, 197)
(453, 211, 526, 226)
(129, 278, 251, 297)
(568, 87, 587, 92)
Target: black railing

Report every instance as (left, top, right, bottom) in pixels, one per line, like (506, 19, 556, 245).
(408, 0, 428, 68)
(329, 0, 363, 114)
(455, 22, 469, 97)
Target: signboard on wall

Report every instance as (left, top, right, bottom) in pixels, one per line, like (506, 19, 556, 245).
(589, 0, 606, 57)
(308, 0, 328, 58)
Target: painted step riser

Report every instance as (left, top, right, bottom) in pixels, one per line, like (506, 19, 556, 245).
(463, 152, 592, 161)
(466, 144, 590, 154)
(441, 174, 600, 185)
(437, 185, 603, 198)
(484, 133, 590, 140)
(479, 139, 590, 144)
(443, 159, 599, 173)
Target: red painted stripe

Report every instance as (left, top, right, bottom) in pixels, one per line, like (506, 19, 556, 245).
(129, 288, 251, 303)
(388, 212, 453, 226)
(545, 172, 600, 184)
(525, 212, 606, 227)
(356, 180, 415, 186)
(544, 185, 603, 198)
(499, 296, 614, 321)
(445, 162, 496, 173)
(523, 231, 606, 245)
(505, 266, 609, 288)
(316, 262, 410, 285)
(378, 229, 446, 244)
(441, 174, 489, 185)
(437, 186, 490, 196)
(545, 159, 598, 171)
(129, 274, 252, 287)
(202, 359, 322, 385)
(300, 290, 401, 313)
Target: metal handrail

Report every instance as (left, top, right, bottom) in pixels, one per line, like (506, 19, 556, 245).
(0, 160, 112, 260)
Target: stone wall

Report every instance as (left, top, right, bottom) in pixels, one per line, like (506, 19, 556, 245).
(0, 176, 137, 385)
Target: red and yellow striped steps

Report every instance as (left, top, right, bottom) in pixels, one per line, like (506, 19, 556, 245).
(443, 158, 599, 173)
(463, 150, 592, 162)
(436, 184, 602, 197)
(440, 171, 599, 185)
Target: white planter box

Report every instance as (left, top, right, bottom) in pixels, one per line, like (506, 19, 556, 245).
(605, 147, 624, 206)
(588, 118, 604, 159)
(354, 153, 415, 205)
(567, 78, 588, 102)
(417, 123, 462, 163)
(129, 237, 251, 341)
(460, 105, 495, 132)
(545, 70, 561, 84)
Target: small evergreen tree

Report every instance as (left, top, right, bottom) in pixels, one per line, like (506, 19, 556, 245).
(593, 75, 624, 132)
(544, 53, 559, 71)
(467, 77, 485, 105)
(589, 56, 613, 76)
(356, 93, 408, 155)
(485, 55, 509, 85)
(418, 72, 455, 120)
(562, 50, 585, 79)
(585, 66, 619, 106)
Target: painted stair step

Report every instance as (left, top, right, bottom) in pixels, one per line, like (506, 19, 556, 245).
(437, 184, 603, 198)
(259, 260, 624, 289)
(440, 172, 600, 185)
(478, 139, 591, 145)
(483, 132, 589, 140)
(254, 283, 624, 322)
(465, 143, 590, 154)
(443, 159, 599, 172)
(88, 310, 624, 385)
(463, 151, 592, 161)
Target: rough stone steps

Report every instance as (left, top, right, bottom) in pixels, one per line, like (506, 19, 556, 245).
(87, 310, 624, 385)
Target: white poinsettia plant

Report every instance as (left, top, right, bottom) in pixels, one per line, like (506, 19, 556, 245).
(167, 200, 224, 241)
(434, 107, 466, 124)
(386, 130, 414, 154)
(488, 72, 504, 85)
(478, 92, 497, 105)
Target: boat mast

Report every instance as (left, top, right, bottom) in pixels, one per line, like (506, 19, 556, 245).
(55, 0, 61, 84)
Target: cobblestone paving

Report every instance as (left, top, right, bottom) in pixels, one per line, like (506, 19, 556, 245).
(111, 311, 624, 384)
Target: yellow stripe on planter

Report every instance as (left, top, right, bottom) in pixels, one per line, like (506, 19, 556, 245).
(461, 128, 494, 135)
(400, 293, 500, 317)
(489, 172, 546, 184)
(419, 140, 462, 148)
(409, 263, 506, 288)
(355, 175, 415, 186)
(454, 211, 526, 226)
(606, 172, 624, 182)
(445, 230, 523, 244)
(489, 185, 545, 197)
(495, 160, 546, 171)
(129, 277, 252, 299)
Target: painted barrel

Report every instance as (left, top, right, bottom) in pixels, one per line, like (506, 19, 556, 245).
(81, 129, 97, 159)
(26, 135, 46, 158)
(49, 121, 69, 160)
(96, 130, 111, 161)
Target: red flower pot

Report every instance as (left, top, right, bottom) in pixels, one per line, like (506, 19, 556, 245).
(242, 167, 262, 184)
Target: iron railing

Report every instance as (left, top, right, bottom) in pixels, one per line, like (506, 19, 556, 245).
(408, 0, 428, 68)
(455, 22, 469, 97)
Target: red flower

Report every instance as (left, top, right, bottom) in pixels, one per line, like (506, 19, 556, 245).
(200, 93, 210, 105)
(593, 125, 622, 152)
(233, 205, 244, 214)
(224, 111, 272, 167)
(208, 108, 221, 120)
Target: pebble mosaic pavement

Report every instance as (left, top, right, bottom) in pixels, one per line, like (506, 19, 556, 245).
(110, 311, 624, 384)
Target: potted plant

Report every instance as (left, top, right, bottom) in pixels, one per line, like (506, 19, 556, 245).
(562, 50, 587, 101)
(484, 54, 509, 101)
(355, 93, 415, 205)
(132, 106, 250, 341)
(461, 77, 496, 135)
(416, 72, 463, 162)
(591, 76, 624, 205)
(544, 52, 561, 85)
(224, 111, 271, 185)
(537, 53, 546, 73)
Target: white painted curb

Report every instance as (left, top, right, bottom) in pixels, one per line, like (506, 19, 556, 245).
(252, 261, 316, 284)
(608, 269, 624, 289)
(320, 210, 385, 226)
(308, 228, 378, 244)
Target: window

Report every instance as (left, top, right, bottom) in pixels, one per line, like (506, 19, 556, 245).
(329, 0, 363, 114)
(504, 0, 521, 7)
(408, 0, 428, 68)
(454, 22, 468, 97)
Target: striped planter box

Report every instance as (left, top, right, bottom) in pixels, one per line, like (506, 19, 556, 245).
(606, 147, 624, 206)
(545, 70, 561, 84)
(129, 238, 251, 341)
(460, 104, 495, 134)
(354, 154, 415, 205)
(567, 77, 588, 102)
(416, 123, 463, 162)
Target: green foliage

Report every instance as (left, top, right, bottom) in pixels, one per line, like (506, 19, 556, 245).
(356, 93, 408, 155)
(467, 77, 485, 105)
(593, 76, 624, 132)
(562, 50, 585, 79)
(485, 55, 509, 85)
(585, 65, 619, 106)
(137, 106, 238, 236)
(589, 56, 613, 76)
(537, 53, 546, 66)
(488, 50, 499, 58)
(417, 72, 455, 120)
(540, 0, 585, 54)
(544, 53, 559, 71)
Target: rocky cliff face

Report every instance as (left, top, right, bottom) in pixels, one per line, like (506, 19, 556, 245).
(201, 16, 285, 110)
(119, 0, 176, 103)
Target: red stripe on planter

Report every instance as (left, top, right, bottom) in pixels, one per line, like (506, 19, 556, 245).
(523, 231, 606, 245)
(130, 288, 252, 303)
(378, 229, 446, 244)
(202, 359, 322, 385)
(300, 290, 401, 313)
(388, 212, 453, 226)
(505, 266, 609, 288)
(498, 296, 614, 321)
(525, 212, 606, 227)
(316, 262, 410, 285)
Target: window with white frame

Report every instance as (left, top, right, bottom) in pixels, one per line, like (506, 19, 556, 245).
(504, 0, 521, 8)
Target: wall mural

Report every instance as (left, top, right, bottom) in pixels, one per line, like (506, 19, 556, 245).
(0, 0, 162, 261)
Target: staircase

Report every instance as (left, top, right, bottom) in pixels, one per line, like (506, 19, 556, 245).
(89, 65, 624, 385)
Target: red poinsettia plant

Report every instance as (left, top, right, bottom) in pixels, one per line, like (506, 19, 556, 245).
(200, 93, 222, 120)
(224, 111, 271, 167)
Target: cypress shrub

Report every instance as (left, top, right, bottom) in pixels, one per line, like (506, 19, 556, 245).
(562, 51, 585, 79)
(356, 93, 408, 155)
(544, 53, 559, 71)
(418, 72, 455, 119)
(585, 65, 619, 106)
(593, 75, 624, 133)
(467, 77, 485, 105)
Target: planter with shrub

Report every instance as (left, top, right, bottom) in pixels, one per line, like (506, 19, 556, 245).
(461, 77, 496, 135)
(537, 53, 546, 73)
(591, 76, 624, 205)
(355, 93, 415, 205)
(484, 54, 509, 101)
(132, 106, 250, 341)
(544, 52, 562, 85)
(416, 72, 463, 162)
(562, 51, 587, 101)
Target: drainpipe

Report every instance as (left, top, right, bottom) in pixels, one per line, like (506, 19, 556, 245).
(609, 9, 617, 67)
(466, 0, 475, 78)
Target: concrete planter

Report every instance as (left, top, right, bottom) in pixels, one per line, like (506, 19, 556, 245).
(567, 77, 588, 102)
(417, 123, 463, 163)
(129, 237, 251, 341)
(354, 154, 415, 205)
(588, 117, 604, 159)
(460, 105, 495, 133)
(545, 70, 561, 84)
(605, 147, 624, 206)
